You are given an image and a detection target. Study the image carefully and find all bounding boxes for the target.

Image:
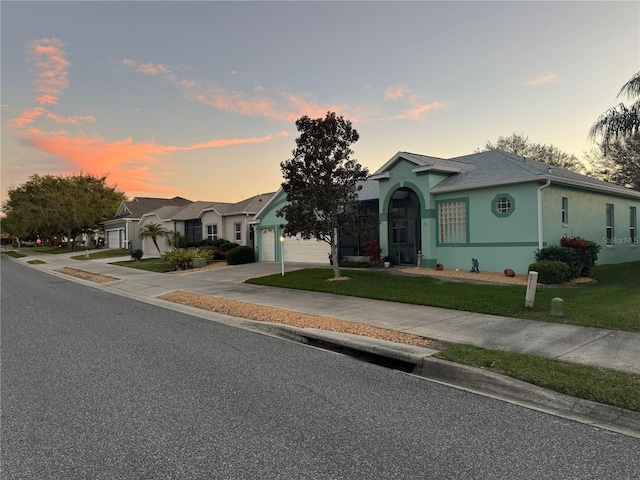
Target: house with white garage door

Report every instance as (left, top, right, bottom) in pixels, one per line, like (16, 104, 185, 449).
(250, 181, 379, 264)
(253, 150, 640, 273)
(102, 196, 192, 250)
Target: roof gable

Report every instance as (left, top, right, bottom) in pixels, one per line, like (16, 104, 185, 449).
(115, 196, 192, 218)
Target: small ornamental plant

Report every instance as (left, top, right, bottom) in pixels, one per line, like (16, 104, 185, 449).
(363, 239, 382, 267)
(560, 235, 601, 277)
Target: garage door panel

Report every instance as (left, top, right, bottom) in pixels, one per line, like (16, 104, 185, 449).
(284, 236, 330, 263)
(261, 229, 275, 262)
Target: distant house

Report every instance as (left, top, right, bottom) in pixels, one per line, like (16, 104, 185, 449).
(133, 193, 275, 256)
(253, 150, 640, 272)
(102, 196, 192, 250)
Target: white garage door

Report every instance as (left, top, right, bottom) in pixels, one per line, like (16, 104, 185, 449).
(261, 228, 275, 261)
(106, 229, 122, 249)
(284, 235, 331, 264)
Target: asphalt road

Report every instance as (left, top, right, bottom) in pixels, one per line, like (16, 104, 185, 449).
(2, 257, 640, 479)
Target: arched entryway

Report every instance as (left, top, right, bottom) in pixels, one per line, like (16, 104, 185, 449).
(388, 187, 421, 265)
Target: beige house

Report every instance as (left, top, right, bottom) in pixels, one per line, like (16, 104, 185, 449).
(134, 193, 275, 256)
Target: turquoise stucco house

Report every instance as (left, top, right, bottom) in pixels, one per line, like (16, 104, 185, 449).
(253, 150, 640, 273)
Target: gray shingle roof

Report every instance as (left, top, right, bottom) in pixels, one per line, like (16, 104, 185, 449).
(430, 150, 640, 197)
(116, 196, 192, 218)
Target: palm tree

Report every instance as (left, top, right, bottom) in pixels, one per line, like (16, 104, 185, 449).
(138, 222, 170, 255)
(590, 71, 640, 153)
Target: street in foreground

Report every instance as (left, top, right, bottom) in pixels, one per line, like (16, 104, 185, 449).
(2, 257, 639, 479)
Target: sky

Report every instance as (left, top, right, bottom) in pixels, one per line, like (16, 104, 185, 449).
(2, 1, 639, 205)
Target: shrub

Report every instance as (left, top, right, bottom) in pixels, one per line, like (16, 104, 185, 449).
(535, 246, 581, 278)
(131, 249, 143, 261)
(528, 260, 571, 284)
(161, 247, 199, 270)
(210, 249, 227, 260)
(560, 236, 601, 277)
(226, 245, 255, 265)
(362, 239, 382, 267)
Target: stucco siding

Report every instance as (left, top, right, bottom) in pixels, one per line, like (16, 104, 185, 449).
(429, 184, 540, 272)
(542, 185, 640, 265)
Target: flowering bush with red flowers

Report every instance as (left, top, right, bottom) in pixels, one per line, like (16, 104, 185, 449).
(561, 235, 601, 277)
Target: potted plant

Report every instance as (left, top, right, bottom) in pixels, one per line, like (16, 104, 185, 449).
(383, 255, 392, 268)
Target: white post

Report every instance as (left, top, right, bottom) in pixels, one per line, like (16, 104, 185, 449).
(525, 271, 538, 308)
(279, 235, 285, 276)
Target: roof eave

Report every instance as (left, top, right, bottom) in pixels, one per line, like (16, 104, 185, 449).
(431, 175, 640, 198)
(412, 165, 462, 174)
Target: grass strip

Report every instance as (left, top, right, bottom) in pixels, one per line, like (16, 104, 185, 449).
(436, 344, 640, 412)
(71, 248, 130, 260)
(2, 251, 27, 258)
(111, 258, 174, 273)
(246, 263, 640, 332)
(27, 259, 46, 264)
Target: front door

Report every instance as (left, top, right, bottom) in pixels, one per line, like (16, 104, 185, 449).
(388, 188, 421, 265)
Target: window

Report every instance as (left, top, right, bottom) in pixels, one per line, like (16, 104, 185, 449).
(496, 197, 511, 213)
(606, 204, 614, 245)
(631, 207, 637, 245)
(438, 200, 467, 244)
(234, 222, 242, 242)
(207, 224, 218, 241)
(561, 197, 568, 224)
(491, 193, 515, 217)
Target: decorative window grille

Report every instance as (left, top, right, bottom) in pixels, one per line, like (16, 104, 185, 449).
(438, 201, 467, 244)
(495, 197, 511, 214)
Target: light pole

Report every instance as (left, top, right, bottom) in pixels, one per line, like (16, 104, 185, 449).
(279, 235, 285, 276)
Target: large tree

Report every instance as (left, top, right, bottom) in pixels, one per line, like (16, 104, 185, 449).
(585, 135, 640, 191)
(480, 133, 583, 172)
(590, 71, 640, 153)
(278, 112, 369, 279)
(1, 173, 126, 247)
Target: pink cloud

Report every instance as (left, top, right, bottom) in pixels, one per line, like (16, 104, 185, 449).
(19, 128, 290, 193)
(180, 131, 290, 151)
(45, 112, 95, 125)
(7, 107, 47, 127)
(385, 85, 409, 100)
(525, 73, 558, 86)
(122, 58, 170, 76)
(190, 86, 278, 118)
(124, 57, 353, 123)
(393, 100, 446, 120)
(137, 63, 170, 76)
(29, 38, 69, 105)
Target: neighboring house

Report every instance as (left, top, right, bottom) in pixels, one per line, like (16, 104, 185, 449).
(200, 193, 274, 248)
(134, 193, 275, 256)
(250, 182, 379, 264)
(254, 150, 640, 272)
(102, 196, 192, 250)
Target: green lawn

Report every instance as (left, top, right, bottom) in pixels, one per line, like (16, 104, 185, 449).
(246, 261, 640, 332)
(111, 258, 174, 273)
(437, 344, 640, 412)
(18, 245, 92, 254)
(2, 251, 27, 258)
(71, 248, 130, 260)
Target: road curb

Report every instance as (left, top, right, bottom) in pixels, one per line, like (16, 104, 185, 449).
(247, 322, 640, 438)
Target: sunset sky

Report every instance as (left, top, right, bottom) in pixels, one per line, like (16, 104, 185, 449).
(2, 1, 638, 205)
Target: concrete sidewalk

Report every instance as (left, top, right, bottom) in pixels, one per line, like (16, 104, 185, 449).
(5, 249, 640, 437)
(11, 248, 640, 376)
